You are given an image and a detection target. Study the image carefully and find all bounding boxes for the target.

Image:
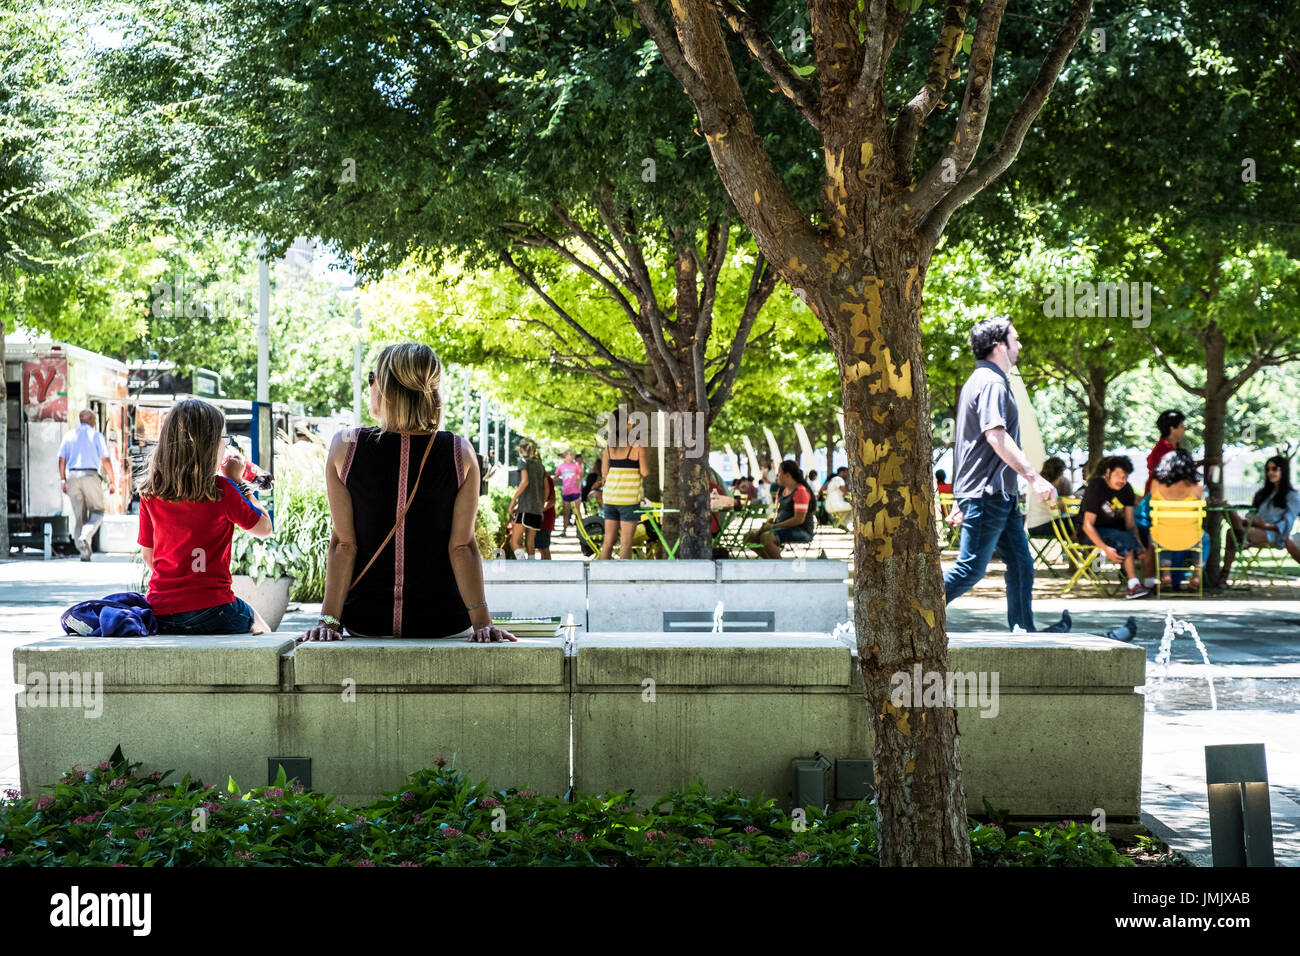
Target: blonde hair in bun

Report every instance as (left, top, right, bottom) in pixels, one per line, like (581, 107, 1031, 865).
(374, 342, 442, 433)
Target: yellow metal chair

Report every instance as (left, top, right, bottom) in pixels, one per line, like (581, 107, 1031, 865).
(936, 493, 960, 549)
(1050, 499, 1118, 595)
(1150, 498, 1207, 597)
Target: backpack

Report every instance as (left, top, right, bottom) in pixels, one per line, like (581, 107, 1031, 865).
(60, 592, 158, 637)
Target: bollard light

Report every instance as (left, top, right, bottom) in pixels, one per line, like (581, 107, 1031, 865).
(268, 756, 312, 790)
(1204, 744, 1274, 867)
(790, 752, 832, 809)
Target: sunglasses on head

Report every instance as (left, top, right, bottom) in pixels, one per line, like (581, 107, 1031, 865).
(368, 371, 376, 386)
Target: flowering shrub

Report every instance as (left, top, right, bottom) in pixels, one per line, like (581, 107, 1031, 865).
(0, 747, 1132, 867)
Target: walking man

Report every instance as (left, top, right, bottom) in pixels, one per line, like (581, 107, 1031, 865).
(58, 410, 116, 561)
(943, 317, 1069, 632)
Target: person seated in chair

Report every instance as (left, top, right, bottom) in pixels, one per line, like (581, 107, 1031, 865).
(1078, 455, 1151, 599)
(1222, 454, 1300, 580)
(823, 466, 852, 530)
(747, 460, 816, 558)
(1147, 448, 1209, 591)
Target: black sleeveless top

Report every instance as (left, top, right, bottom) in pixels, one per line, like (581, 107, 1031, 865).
(340, 428, 472, 637)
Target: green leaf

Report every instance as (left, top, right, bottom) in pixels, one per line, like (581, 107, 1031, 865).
(227, 775, 239, 796)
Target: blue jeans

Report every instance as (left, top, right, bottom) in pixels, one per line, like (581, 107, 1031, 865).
(154, 598, 256, 635)
(944, 494, 1036, 631)
(1161, 531, 1210, 587)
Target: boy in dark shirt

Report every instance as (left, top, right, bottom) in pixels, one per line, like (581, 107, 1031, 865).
(1079, 455, 1150, 599)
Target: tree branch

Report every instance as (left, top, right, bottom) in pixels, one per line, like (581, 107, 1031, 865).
(918, 0, 1092, 246)
(891, 1, 969, 175)
(715, 0, 822, 130)
(499, 250, 657, 404)
(1140, 329, 1206, 398)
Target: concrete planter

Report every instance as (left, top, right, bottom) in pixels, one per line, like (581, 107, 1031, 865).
(97, 514, 140, 553)
(232, 575, 294, 632)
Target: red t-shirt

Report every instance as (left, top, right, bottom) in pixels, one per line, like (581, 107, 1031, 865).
(138, 477, 265, 615)
(1145, 439, 1174, 495)
(791, 485, 812, 515)
(541, 475, 557, 531)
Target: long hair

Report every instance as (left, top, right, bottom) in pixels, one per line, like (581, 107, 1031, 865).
(140, 399, 225, 503)
(779, 459, 815, 503)
(374, 343, 442, 433)
(1253, 455, 1294, 511)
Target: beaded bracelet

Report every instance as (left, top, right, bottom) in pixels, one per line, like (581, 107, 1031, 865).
(465, 601, 487, 612)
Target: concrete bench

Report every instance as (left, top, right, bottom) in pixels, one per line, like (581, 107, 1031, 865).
(571, 631, 1146, 820)
(14, 634, 569, 804)
(587, 559, 849, 633)
(14, 635, 292, 796)
(15, 629, 1144, 819)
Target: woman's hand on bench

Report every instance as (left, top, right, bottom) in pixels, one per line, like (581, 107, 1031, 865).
(468, 623, 518, 643)
(297, 626, 345, 643)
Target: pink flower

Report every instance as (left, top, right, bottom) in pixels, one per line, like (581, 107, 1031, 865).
(202, 802, 220, 814)
(692, 837, 715, 846)
(3, 788, 21, 801)
(645, 831, 662, 842)
(354, 859, 375, 867)
(477, 833, 489, 841)
(291, 783, 304, 793)
(264, 788, 284, 799)
(354, 815, 367, 826)
(269, 809, 285, 817)
(72, 812, 103, 825)
(34, 796, 55, 810)
(441, 827, 463, 838)
(397, 860, 422, 867)
(787, 851, 812, 864)
(433, 754, 448, 768)
(399, 791, 415, 803)
(109, 778, 127, 790)
(235, 850, 253, 861)
(146, 771, 165, 783)
(618, 804, 630, 812)
(96, 761, 111, 771)
(737, 845, 751, 853)
(571, 833, 585, 843)
(135, 828, 150, 839)
(144, 794, 161, 803)
(412, 813, 424, 825)
(0, 849, 12, 858)
(479, 797, 500, 808)
(517, 789, 535, 799)
(743, 825, 759, 833)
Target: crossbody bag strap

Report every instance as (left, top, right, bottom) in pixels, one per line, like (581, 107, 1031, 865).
(349, 434, 436, 591)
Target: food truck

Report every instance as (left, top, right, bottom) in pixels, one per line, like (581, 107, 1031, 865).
(5, 340, 131, 549)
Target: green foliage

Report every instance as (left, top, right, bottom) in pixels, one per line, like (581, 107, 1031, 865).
(0, 749, 1132, 867)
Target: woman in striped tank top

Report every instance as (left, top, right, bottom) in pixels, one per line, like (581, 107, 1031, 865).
(600, 407, 649, 559)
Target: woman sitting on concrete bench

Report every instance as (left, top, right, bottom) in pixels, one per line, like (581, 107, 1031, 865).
(298, 343, 516, 643)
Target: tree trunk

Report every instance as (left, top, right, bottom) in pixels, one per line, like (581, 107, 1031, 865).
(827, 246, 971, 867)
(1085, 364, 1108, 477)
(676, 434, 713, 559)
(825, 416, 835, 479)
(1202, 325, 1228, 587)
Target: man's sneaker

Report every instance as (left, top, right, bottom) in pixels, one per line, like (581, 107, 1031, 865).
(514, 548, 528, 561)
(1126, 583, 1151, 599)
(76, 537, 92, 561)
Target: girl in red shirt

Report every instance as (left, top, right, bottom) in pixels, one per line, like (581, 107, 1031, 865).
(137, 399, 274, 634)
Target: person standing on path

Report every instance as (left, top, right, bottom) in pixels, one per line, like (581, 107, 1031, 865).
(58, 410, 117, 561)
(943, 317, 1070, 633)
(509, 440, 547, 559)
(554, 450, 583, 536)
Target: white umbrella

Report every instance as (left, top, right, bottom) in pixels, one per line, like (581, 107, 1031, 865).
(763, 427, 782, 468)
(1010, 367, 1052, 527)
(794, 422, 815, 462)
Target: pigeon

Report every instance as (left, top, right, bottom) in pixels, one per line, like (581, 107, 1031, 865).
(1042, 610, 1072, 633)
(1105, 616, 1138, 643)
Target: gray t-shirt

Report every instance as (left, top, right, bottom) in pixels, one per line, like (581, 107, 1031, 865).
(952, 360, 1019, 498)
(518, 457, 547, 514)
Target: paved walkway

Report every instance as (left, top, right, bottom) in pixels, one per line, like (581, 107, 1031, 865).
(4, 552, 1297, 866)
